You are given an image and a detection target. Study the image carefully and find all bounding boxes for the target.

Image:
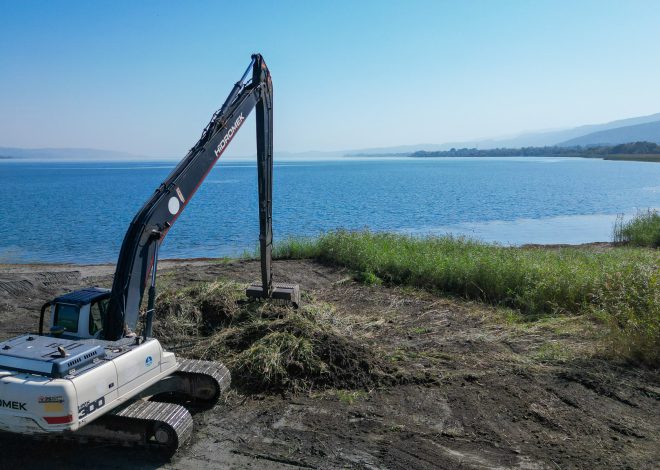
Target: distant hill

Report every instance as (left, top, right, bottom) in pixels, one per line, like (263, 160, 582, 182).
(0, 147, 156, 161)
(345, 143, 450, 156)
(343, 112, 660, 156)
(438, 113, 660, 149)
(559, 121, 660, 146)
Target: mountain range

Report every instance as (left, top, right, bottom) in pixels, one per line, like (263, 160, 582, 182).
(347, 112, 660, 155)
(462, 113, 660, 149)
(559, 120, 660, 146)
(3, 112, 660, 161)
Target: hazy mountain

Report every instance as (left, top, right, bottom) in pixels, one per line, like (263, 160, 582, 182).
(559, 120, 660, 146)
(344, 113, 660, 155)
(438, 113, 660, 149)
(0, 147, 157, 161)
(345, 143, 450, 155)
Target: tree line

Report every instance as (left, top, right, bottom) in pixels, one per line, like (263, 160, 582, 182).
(410, 141, 660, 158)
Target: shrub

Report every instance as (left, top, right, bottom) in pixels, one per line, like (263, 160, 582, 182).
(613, 210, 660, 248)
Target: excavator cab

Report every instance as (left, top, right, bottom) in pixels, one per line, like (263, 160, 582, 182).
(40, 287, 110, 340)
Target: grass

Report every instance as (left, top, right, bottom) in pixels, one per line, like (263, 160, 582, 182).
(274, 230, 659, 366)
(409, 326, 432, 335)
(590, 267, 660, 365)
(336, 390, 367, 405)
(533, 341, 574, 363)
(232, 331, 325, 389)
(272, 236, 321, 259)
(614, 210, 660, 248)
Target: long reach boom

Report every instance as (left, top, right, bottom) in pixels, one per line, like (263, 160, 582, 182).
(105, 54, 297, 341)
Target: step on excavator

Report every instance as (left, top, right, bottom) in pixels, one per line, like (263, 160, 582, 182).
(0, 54, 299, 453)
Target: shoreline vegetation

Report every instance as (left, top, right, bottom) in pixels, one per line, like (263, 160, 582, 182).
(271, 213, 659, 366)
(614, 209, 660, 247)
(348, 141, 660, 163)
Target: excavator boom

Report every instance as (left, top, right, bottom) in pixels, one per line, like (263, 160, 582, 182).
(105, 54, 297, 340)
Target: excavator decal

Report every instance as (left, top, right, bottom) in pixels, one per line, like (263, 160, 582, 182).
(78, 397, 105, 419)
(214, 113, 245, 157)
(1, 400, 27, 411)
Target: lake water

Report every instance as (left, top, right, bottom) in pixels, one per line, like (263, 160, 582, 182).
(0, 157, 658, 263)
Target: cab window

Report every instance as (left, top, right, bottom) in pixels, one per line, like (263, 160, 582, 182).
(89, 298, 108, 335)
(54, 304, 79, 333)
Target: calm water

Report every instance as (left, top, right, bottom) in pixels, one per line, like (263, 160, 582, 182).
(0, 157, 658, 263)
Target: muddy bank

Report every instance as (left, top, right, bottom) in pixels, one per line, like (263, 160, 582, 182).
(0, 259, 658, 469)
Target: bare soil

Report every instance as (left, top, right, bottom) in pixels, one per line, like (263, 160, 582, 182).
(0, 259, 658, 469)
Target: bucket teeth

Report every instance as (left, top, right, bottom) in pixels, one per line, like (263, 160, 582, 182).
(246, 282, 300, 308)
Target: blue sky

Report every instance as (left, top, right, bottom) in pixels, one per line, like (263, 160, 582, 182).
(1, 0, 660, 157)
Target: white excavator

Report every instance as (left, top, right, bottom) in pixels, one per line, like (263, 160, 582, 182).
(0, 54, 299, 453)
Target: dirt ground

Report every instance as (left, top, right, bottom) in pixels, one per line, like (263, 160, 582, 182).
(0, 259, 658, 469)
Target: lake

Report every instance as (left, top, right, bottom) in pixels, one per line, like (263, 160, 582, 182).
(0, 157, 658, 263)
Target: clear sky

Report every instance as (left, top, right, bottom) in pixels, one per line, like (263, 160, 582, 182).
(1, 0, 660, 157)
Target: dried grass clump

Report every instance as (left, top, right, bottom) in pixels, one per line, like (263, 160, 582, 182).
(155, 280, 400, 393)
(153, 280, 244, 340)
(232, 332, 325, 391)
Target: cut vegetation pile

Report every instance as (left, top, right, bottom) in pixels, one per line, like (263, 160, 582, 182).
(154, 281, 400, 393)
(275, 230, 660, 366)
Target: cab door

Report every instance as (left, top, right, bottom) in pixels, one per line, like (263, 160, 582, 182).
(88, 297, 108, 339)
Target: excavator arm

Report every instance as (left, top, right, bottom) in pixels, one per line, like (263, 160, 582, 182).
(104, 54, 294, 341)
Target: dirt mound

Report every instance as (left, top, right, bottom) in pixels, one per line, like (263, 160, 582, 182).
(154, 280, 400, 393)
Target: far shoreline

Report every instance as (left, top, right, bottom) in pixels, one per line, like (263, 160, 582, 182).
(345, 153, 660, 163)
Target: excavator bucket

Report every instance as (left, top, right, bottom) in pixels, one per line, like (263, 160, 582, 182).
(246, 282, 300, 308)
(244, 54, 301, 309)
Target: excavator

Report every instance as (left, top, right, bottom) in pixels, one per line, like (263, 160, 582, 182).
(0, 54, 298, 453)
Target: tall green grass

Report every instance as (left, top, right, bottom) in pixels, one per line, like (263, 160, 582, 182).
(275, 230, 659, 365)
(614, 210, 660, 248)
(272, 236, 321, 259)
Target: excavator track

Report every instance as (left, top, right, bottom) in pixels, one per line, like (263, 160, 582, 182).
(108, 400, 193, 451)
(28, 400, 193, 455)
(169, 358, 231, 409)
